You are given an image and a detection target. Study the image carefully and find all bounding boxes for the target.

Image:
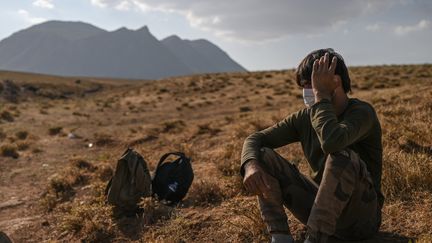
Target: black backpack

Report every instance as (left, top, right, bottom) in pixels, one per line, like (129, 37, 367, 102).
(105, 148, 152, 215)
(152, 152, 194, 206)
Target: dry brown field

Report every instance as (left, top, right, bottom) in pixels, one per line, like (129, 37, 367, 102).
(0, 64, 431, 242)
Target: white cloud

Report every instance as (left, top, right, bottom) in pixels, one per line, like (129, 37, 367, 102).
(90, 0, 108, 8)
(91, 0, 151, 11)
(116, 1, 132, 11)
(395, 19, 430, 35)
(18, 9, 46, 24)
(366, 23, 381, 32)
(33, 0, 55, 9)
(87, 0, 396, 42)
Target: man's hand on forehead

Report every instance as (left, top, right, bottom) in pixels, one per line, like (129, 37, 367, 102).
(311, 52, 338, 102)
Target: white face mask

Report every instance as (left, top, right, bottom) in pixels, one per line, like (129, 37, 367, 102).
(302, 88, 315, 108)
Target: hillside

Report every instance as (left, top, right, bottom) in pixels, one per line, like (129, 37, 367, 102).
(0, 64, 431, 242)
(0, 21, 246, 79)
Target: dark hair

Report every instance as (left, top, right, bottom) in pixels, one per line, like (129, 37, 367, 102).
(295, 48, 351, 93)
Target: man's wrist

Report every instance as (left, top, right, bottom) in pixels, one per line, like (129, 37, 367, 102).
(314, 91, 332, 102)
(244, 159, 258, 170)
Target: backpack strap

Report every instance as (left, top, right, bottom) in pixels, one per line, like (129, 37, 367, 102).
(155, 152, 186, 171)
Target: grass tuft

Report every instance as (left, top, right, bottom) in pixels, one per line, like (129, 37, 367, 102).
(15, 130, 28, 140)
(140, 197, 175, 225)
(0, 144, 19, 158)
(188, 179, 225, 206)
(61, 201, 114, 242)
(48, 126, 62, 135)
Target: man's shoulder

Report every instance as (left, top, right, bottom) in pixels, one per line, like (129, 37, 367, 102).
(347, 98, 378, 118)
(349, 98, 375, 110)
(290, 107, 310, 120)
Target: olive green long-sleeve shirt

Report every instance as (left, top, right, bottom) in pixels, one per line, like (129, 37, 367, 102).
(241, 98, 384, 208)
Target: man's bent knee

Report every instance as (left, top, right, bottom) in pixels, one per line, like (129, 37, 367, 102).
(259, 147, 277, 162)
(325, 149, 361, 178)
(257, 147, 282, 178)
(259, 147, 295, 175)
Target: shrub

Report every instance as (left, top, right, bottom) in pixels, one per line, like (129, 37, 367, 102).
(0, 111, 14, 122)
(239, 106, 252, 112)
(97, 165, 113, 181)
(0, 144, 19, 158)
(49, 176, 75, 199)
(187, 179, 225, 206)
(71, 159, 96, 171)
(225, 197, 269, 242)
(48, 126, 62, 135)
(140, 197, 175, 225)
(216, 143, 241, 177)
(61, 201, 114, 242)
(162, 120, 186, 133)
(32, 147, 43, 153)
(196, 123, 221, 136)
(0, 129, 6, 141)
(15, 130, 28, 140)
(94, 134, 116, 147)
(41, 160, 97, 211)
(16, 141, 30, 151)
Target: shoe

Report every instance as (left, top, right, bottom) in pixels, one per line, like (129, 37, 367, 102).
(271, 233, 294, 243)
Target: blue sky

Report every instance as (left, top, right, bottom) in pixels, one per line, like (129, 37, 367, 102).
(1, 0, 431, 71)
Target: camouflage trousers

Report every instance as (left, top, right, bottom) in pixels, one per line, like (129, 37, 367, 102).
(257, 147, 380, 240)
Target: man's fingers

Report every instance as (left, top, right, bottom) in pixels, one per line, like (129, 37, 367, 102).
(246, 177, 260, 195)
(312, 59, 319, 73)
(244, 174, 269, 196)
(319, 56, 325, 72)
(257, 175, 268, 193)
(243, 178, 251, 192)
(329, 56, 337, 73)
(261, 174, 272, 189)
(324, 52, 330, 70)
(245, 178, 256, 193)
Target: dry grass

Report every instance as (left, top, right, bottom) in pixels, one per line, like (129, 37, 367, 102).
(225, 197, 269, 242)
(16, 141, 30, 151)
(0, 110, 14, 122)
(215, 142, 242, 177)
(15, 130, 28, 140)
(140, 197, 175, 225)
(187, 179, 226, 206)
(1, 64, 431, 242)
(382, 149, 432, 201)
(60, 193, 115, 242)
(0, 144, 19, 158)
(48, 126, 62, 136)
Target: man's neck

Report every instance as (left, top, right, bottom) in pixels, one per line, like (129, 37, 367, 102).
(332, 91, 349, 116)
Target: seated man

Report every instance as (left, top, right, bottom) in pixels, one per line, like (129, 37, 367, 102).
(240, 48, 383, 243)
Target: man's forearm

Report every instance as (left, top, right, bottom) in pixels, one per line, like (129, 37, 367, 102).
(240, 114, 300, 176)
(241, 133, 263, 176)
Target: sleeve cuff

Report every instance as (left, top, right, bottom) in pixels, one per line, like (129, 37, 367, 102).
(240, 158, 255, 177)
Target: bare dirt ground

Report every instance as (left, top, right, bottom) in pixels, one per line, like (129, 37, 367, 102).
(0, 65, 431, 242)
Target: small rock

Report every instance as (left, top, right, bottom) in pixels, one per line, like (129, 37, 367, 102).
(67, 133, 77, 139)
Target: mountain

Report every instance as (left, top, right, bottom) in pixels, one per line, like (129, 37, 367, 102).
(161, 35, 246, 74)
(0, 21, 246, 79)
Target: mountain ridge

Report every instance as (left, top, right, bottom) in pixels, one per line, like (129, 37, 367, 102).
(0, 20, 246, 79)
